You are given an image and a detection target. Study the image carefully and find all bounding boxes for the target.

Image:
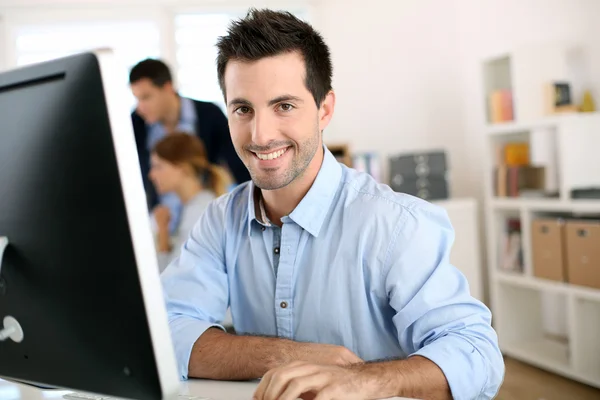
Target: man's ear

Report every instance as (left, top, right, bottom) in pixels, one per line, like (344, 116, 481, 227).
(318, 90, 336, 132)
(162, 81, 175, 94)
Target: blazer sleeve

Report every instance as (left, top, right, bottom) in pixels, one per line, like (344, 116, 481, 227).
(131, 111, 157, 209)
(210, 104, 251, 184)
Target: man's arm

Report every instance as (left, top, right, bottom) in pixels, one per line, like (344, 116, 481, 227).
(161, 194, 361, 381)
(160, 199, 230, 380)
(253, 202, 504, 400)
(385, 203, 505, 399)
(188, 328, 362, 381)
(349, 356, 450, 400)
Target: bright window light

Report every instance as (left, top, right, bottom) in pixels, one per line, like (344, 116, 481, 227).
(174, 10, 308, 113)
(14, 20, 161, 110)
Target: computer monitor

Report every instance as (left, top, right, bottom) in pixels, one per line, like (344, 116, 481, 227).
(0, 50, 179, 400)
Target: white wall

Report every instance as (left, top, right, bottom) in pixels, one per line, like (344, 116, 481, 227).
(313, 0, 600, 197)
(455, 0, 600, 202)
(454, 0, 600, 325)
(3, 0, 599, 195)
(313, 0, 600, 307)
(3, 0, 600, 302)
(313, 0, 469, 193)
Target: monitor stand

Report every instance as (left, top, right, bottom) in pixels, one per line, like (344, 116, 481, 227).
(0, 236, 7, 276)
(0, 237, 24, 343)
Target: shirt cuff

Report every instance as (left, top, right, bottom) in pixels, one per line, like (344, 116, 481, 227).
(168, 316, 225, 380)
(411, 334, 489, 400)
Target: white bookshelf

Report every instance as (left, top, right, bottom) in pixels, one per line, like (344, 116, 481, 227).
(482, 46, 600, 388)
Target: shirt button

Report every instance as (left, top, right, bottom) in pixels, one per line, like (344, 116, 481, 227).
(274, 247, 280, 254)
(280, 301, 288, 309)
(261, 226, 266, 231)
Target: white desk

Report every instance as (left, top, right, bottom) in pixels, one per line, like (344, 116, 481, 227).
(1, 378, 416, 400)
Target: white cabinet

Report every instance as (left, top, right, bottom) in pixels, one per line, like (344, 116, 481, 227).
(434, 198, 484, 302)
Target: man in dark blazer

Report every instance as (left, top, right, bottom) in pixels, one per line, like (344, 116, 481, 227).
(129, 59, 249, 229)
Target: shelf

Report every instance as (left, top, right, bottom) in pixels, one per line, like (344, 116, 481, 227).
(573, 297, 600, 386)
(496, 272, 600, 302)
(483, 55, 513, 125)
(483, 44, 600, 389)
(490, 197, 600, 213)
(502, 338, 570, 373)
(497, 272, 568, 294)
(486, 112, 600, 136)
(486, 117, 560, 136)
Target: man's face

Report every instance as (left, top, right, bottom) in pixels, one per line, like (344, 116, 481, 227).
(224, 52, 334, 191)
(130, 78, 172, 124)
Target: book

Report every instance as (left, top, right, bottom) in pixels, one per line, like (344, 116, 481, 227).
(494, 165, 545, 197)
(501, 218, 523, 272)
(489, 89, 514, 123)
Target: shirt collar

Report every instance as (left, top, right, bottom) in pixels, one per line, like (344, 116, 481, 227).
(247, 146, 343, 237)
(247, 183, 269, 235)
(148, 95, 196, 132)
(178, 96, 197, 127)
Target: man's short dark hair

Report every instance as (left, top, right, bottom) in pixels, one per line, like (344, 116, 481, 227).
(216, 8, 333, 107)
(129, 59, 173, 87)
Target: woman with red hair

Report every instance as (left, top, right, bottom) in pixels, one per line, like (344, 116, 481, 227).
(149, 132, 231, 271)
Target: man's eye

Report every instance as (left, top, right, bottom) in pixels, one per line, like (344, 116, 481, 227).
(279, 103, 294, 112)
(235, 106, 251, 115)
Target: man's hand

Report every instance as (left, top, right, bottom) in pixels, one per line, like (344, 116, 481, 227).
(153, 205, 171, 230)
(253, 361, 375, 400)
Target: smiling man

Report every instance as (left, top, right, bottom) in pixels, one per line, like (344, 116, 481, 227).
(160, 8, 504, 400)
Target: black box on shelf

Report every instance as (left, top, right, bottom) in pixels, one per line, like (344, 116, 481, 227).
(388, 151, 449, 200)
(571, 187, 600, 199)
(390, 176, 449, 200)
(389, 152, 447, 178)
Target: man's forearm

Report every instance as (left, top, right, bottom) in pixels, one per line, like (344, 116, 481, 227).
(353, 355, 451, 400)
(188, 328, 300, 380)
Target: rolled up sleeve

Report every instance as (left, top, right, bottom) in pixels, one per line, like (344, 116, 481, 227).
(386, 202, 504, 400)
(160, 199, 229, 380)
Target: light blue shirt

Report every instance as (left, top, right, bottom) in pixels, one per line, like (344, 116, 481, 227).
(161, 147, 504, 400)
(147, 96, 197, 232)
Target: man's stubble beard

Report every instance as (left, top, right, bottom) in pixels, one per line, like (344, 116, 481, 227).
(250, 125, 321, 191)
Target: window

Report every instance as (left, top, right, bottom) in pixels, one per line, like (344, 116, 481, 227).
(174, 10, 309, 113)
(13, 20, 161, 110)
(174, 13, 240, 113)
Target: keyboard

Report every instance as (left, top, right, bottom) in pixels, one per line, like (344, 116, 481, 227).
(63, 393, 211, 400)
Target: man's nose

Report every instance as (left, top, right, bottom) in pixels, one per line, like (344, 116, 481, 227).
(251, 111, 277, 146)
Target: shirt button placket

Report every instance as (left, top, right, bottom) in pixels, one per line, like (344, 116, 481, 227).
(275, 224, 298, 339)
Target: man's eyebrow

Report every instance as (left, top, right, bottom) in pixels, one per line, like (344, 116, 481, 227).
(228, 98, 252, 108)
(228, 95, 304, 108)
(268, 95, 304, 106)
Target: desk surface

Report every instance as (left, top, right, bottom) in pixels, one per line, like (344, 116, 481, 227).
(1, 378, 415, 400)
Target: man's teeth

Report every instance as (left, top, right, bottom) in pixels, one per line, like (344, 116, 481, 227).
(256, 148, 287, 160)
